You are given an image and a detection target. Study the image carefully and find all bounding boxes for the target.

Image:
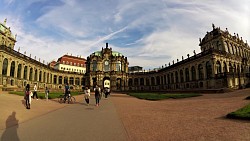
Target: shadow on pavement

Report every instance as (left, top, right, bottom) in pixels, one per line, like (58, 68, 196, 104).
(1, 111, 20, 141)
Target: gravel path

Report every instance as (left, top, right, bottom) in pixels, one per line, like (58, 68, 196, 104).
(111, 89, 250, 141)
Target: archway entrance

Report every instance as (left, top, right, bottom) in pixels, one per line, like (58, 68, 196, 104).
(103, 77, 110, 88)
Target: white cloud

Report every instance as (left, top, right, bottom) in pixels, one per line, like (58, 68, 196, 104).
(0, 0, 249, 70)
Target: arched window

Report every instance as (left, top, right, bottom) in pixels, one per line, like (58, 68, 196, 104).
(17, 64, 22, 78)
(39, 71, 42, 82)
(223, 62, 227, 73)
(23, 66, 28, 80)
(156, 76, 160, 85)
(34, 69, 38, 81)
(2, 58, 8, 76)
(206, 61, 212, 79)
(29, 68, 33, 81)
(75, 77, 80, 85)
(116, 61, 121, 71)
(47, 73, 50, 83)
(128, 78, 133, 86)
(70, 77, 74, 85)
(151, 77, 155, 85)
(59, 76, 63, 84)
(185, 68, 190, 82)
(175, 71, 179, 83)
(43, 72, 46, 82)
(171, 73, 174, 83)
(64, 77, 68, 84)
(229, 63, 233, 73)
(167, 74, 170, 84)
(134, 78, 139, 86)
(140, 78, 144, 86)
(54, 75, 57, 84)
(146, 78, 150, 86)
(180, 70, 184, 83)
(216, 61, 221, 74)
(10, 61, 15, 77)
(92, 60, 97, 71)
(191, 66, 196, 81)
(198, 64, 204, 80)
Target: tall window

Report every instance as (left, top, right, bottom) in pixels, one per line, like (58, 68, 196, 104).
(39, 71, 42, 82)
(2, 58, 8, 76)
(54, 75, 57, 84)
(191, 66, 196, 81)
(10, 61, 15, 77)
(116, 61, 121, 71)
(59, 76, 62, 84)
(34, 69, 38, 81)
(175, 71, 179, 83)
(70, 77, 74, 85)
(92, 60, 97, 71)
(180, 70, 184, 83)
(216, 61, 221, 74)
(198, 64, 203, 80)
(185, 68, 189, 82)
(223, 62, 227, 73)
(23, 66, 27, 80)
(206, 61, 212, 79)
(17, 64, 22, 78)
(29, 68, 33, 81)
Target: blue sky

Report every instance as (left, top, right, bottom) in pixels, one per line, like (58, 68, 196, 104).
(0, 0, 249, 70)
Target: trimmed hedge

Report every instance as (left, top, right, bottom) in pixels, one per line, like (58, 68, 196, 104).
(127, 93, 202, 101)
(227, 103, 250, 120)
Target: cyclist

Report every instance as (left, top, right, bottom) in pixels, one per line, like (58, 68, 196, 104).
(64, 83, 70, 102)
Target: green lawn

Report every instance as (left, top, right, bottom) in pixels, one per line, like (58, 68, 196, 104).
(227, 103, 250, 120)
(9, 91, 83, 99)
(127, 93, 202, 100)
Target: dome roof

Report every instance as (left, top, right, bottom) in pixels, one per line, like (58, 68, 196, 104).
(92, 50, 123, 57)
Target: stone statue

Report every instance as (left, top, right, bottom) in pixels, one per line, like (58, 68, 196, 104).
(193, 50, 196, 55)
(187, 54, 190, 58)
(212, 23, 215, 29)
(182, 56, 184, 60)
(18, 47, 20, 52)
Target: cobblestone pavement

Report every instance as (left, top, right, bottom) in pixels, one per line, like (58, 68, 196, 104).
(111, 89, 250, 141)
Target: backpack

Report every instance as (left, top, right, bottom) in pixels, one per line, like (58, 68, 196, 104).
(95, 87, 100, 95)
(25, 91, 29, 96)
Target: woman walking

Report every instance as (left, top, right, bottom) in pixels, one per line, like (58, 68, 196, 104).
(24, 84, 31, 109)
(84, 87, 90, 105)
(94, 85, 101, 106)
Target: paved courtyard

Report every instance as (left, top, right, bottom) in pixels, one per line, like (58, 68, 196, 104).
(1, 89, 250, 141)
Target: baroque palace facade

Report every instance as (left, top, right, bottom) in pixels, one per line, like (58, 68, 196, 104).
(0, 19, 84, 91)
(128, 24, 250, 91)
(85, 43, 129, 91)
(1, 18, 250, 92)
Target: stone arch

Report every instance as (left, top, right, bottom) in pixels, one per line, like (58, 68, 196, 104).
(17, 64, 22, 79)
(206, 61, 212, 79)
(23, 66, 28, 80)
(10, 61, 15, 77)
(29, 67, 33, 81)
(191, 66, 196, 81)
(216, 61, 222, 74)
(2, 58, 8, 76)
(198, 64, 204, 80)
(185, 68, 189, 82)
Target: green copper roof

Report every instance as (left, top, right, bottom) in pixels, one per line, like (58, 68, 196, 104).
(112, 51, 123, 56)
(93, 51, 123, 56)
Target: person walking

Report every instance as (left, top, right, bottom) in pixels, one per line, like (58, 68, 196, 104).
(84, 86, 90, 105)
(45, 87, 49, 101)
(94, 85, 101, 106)
(24, 84, 31, 109)
(33, 84, 38, 100)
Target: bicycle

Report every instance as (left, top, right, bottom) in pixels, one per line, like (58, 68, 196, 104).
(58, 94, 76, 104)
